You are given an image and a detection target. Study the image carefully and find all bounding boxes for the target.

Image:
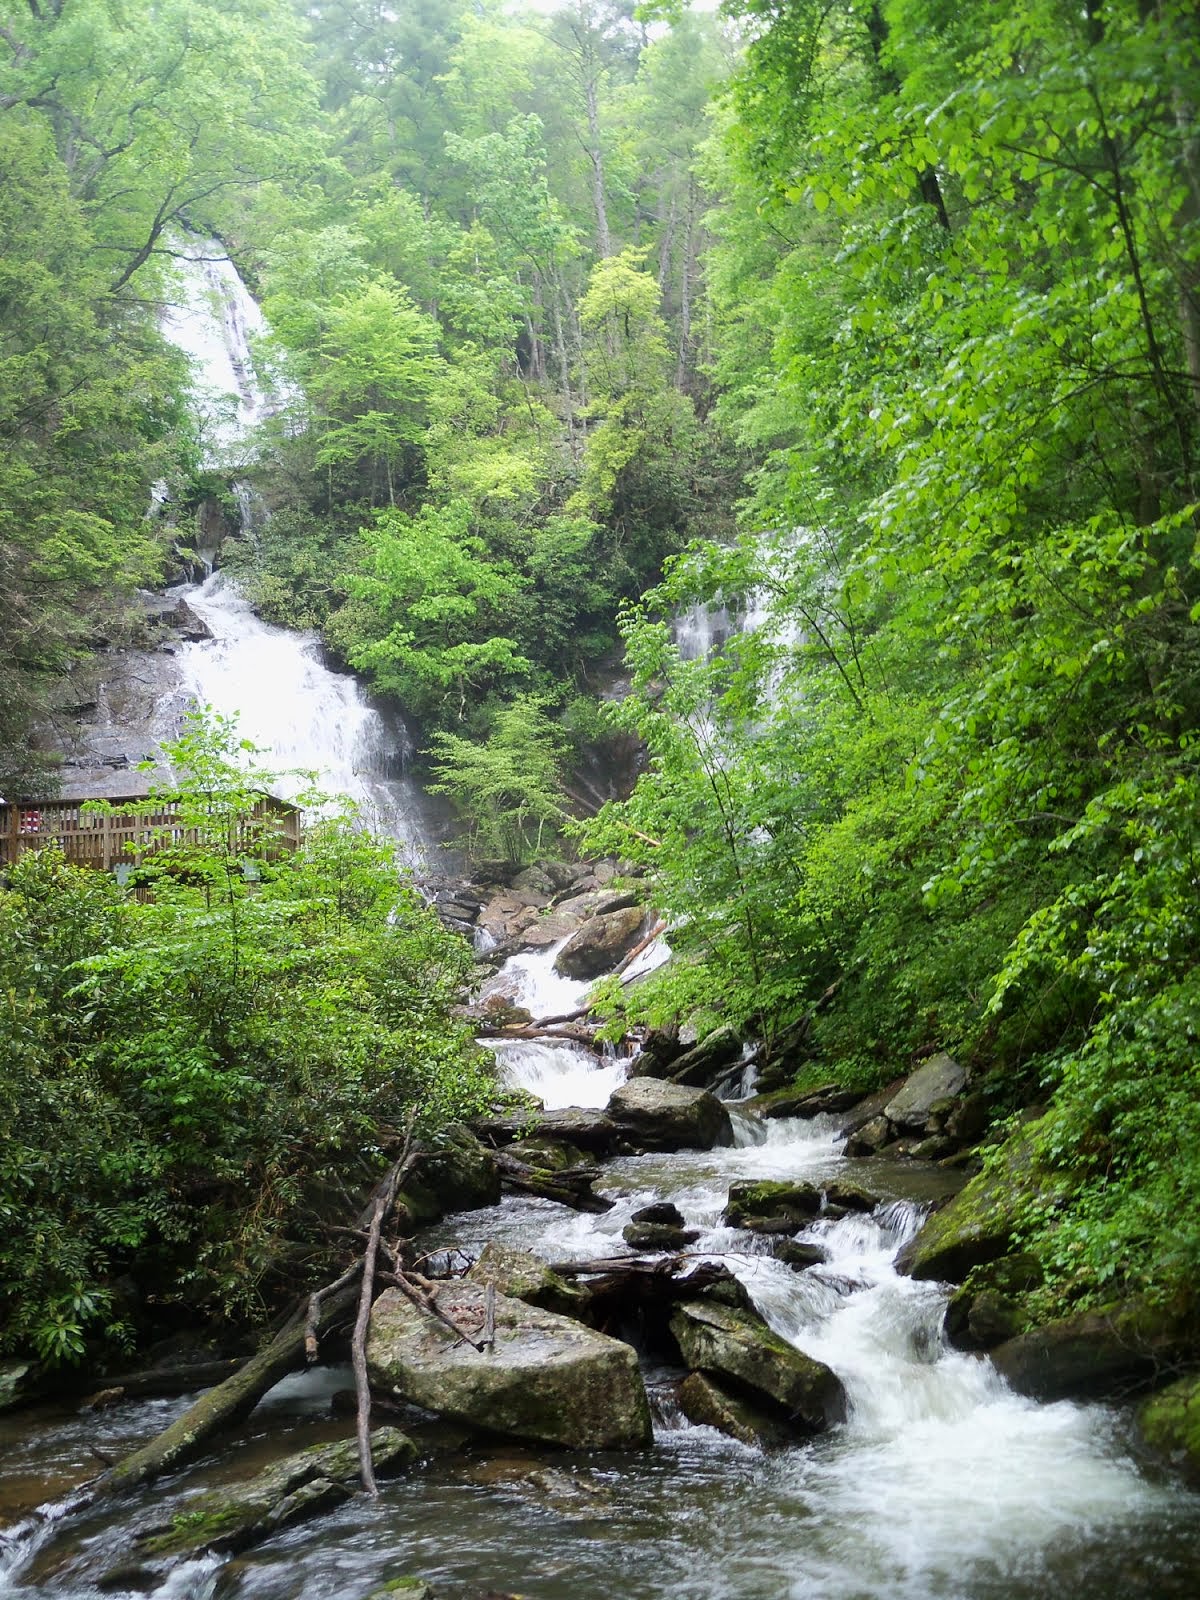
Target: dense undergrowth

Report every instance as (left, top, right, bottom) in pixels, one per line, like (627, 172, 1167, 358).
(0, 718, 489, 1365)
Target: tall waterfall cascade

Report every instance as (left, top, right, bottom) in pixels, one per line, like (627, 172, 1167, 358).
(157, 239, 438, 867)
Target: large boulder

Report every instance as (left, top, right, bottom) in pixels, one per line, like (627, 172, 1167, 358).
(990, 1297, 1195, 1403)
(607, 1078, 733, 1152)
(884, 1054, 968, 1130)
(895, 1117, 1065, 1282)
(134, 1430, 416, 1562)
(367, 1283, 652, 1450)
(466, 1242, 590, 1322)
(677, 1371, 791, 1449)
(669, 1301, 845, 1433)
(1137, 1375, 1200, 1486)
(554, 907, 647, 980)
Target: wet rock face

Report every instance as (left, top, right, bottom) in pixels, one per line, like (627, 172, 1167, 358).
(884, 1054, 968, 1131)
(133, 1430, 417, 1562)
(606, 1077, 733, 1152)
(393, 1127, 502, 1231)
(554, 906, 647, 980)
(669, 1301, 846, 1433)
(1137, 1375, 1200, 1486)
(677, 1371, 792, 1449)
(367, 1283, 653, 1450)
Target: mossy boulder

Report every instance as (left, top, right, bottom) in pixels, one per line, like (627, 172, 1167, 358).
(394, 1126, 502, 1230)
(366, 1581, 438, 1600)
(990, 1296, 1196, 1402)
(668, 1024, 744, 1089)
(622, 1221, 700, 1251)
(368, 1282, 652, 1450)
(669, 1300, 845, 1433)
(895, 1117, 1066, 1282)
(134, 1429, 416, 1561)
(466, 1242, 590, 1321)
(722, 1180, 822, 1234)
(504, 1137, 592, 1173)
(1137, 1375, 1200, 1486)
(884, 1054, 967, 1131)
(677, 1371, 791, 1449)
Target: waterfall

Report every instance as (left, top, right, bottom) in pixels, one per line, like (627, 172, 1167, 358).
(156, 239, 441, 867)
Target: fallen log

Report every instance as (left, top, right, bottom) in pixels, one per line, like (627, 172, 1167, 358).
(95, 1278, 363, 1502)
(494, 1149, 614, 1214)
(96, 1146, 420, 1504)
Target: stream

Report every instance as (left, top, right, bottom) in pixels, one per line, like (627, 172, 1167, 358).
(3, 985, 1199, 1599)
(4, 240, 1197, 1600)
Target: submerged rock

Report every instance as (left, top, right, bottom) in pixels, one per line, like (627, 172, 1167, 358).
(367, 1283, 652, 1450)
(669, 1301, 845, 1433)
(607, 1078, 733, 1152)
(677, 1371, 792, 1449)
(134, 1429, 417, 1561)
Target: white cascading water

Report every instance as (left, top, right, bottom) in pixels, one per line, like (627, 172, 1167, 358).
(157, 240, 433, 868)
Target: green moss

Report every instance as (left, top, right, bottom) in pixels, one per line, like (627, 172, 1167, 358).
(1138, 1376, 1200, 1485)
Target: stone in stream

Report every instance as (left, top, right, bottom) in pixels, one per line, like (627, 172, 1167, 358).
(843, 1115, 895, 1158)
(775, 1240, 828, 1271)
(677, 1371, 793, 1450)
(824, 1179, 879, 1212)
(989, 1296, 1194, 1403)
(368, 1283, 652, 1449)
(505, 1136, 594, 1173)
(622, 1221, 701, 1252)
(466, 1242, 591, 1322)
(722, 1179, 822, 1233)
(472, 1106, 621, 1157)
(393, 1126, 502, 1231)
(883, 1054, 968, 1131)
(131, 1429, 417, 1563)
(895, 1115, 1071, 1282)
(669, 1301, 846, 1433)
(554, 906, 647, 980)
(606, 1078, 733, 1152)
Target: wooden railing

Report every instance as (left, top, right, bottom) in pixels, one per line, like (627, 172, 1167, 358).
(0, 796, 303, 871)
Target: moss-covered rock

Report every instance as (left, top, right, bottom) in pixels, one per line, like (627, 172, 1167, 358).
(895, 1117, 1067, 1282)
(368, 1283, 652, 1450)
(466, 1242, 590, 1321)
(504, 1137, 592, 1173)
(622, 1221, 700, 1251)
(990, 1295, 1195, 1402)
(394, 1126, 502, 1230)
(134, 1429, 417, 1561)
(677, 1372, 791, 1449)
(365, 1580, 438, 1599)
(1137, 1375, 1200, 1486)
(722, 1180, 822, 1234)
(669, 1301, 845, 1432)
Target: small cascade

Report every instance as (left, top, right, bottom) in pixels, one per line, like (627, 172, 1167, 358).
(482, 1038, 627, 1111)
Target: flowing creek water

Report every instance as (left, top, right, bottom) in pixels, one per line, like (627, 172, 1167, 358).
(5, 242, 1198, 1600)
(4, 994, 1200, 1599)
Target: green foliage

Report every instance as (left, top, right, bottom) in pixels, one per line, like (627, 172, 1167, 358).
(429, 696, 571, 861)
(0, 715, 488, 1363)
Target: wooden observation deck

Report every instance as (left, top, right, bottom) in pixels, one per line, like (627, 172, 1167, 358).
(0, 787, 302, 872)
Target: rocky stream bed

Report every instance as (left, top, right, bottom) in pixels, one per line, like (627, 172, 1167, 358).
(3, 920, 1200, 1600)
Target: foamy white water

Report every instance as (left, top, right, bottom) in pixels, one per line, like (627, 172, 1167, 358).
(483, 1038, 628, 1110)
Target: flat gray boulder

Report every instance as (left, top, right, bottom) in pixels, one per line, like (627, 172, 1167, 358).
(884, 1054, 967, 1130)
(554, 907, 646, 979)
(607, 1077, 733, 1151)
(367, 1283, 651, 1450)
